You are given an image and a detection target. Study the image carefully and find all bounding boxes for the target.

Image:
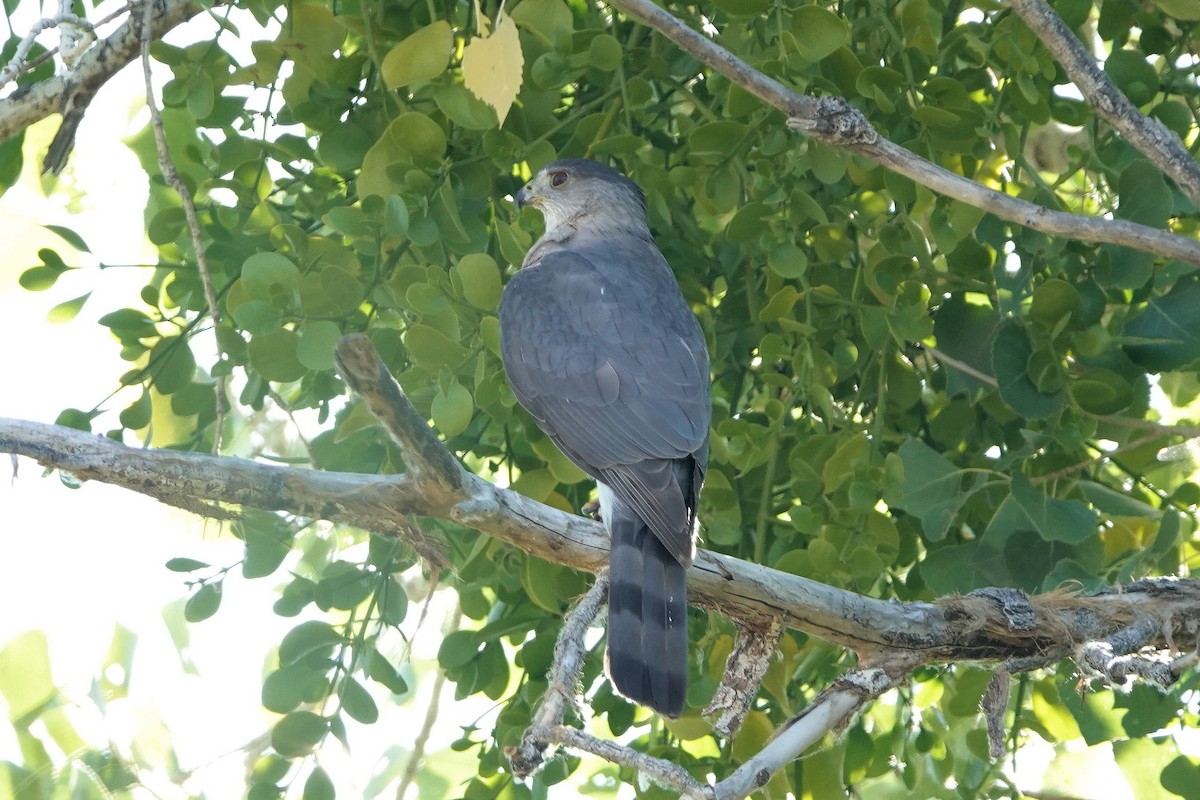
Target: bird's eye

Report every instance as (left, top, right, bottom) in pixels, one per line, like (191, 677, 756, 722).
(550, 171, 569, 187)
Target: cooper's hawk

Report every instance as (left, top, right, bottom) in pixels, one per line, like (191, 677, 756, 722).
(498, 159, 710, 717)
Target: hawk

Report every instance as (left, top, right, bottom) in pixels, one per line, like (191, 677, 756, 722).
(498, 159, 711, 717)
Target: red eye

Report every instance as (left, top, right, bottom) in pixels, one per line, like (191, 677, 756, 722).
(550, 171, 569, 187)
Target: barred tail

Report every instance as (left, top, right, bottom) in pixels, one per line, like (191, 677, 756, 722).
(605, 503, 688, 717)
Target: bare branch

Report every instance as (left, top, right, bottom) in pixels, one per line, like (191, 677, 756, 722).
(716, 669, 899, 800)
(508, 574, 607, 779)
(1007, 0, 1200, 208)
(140, 0, 227, 449)
(705, 618, 783, 738)
(603, 0, 1200, 267)
(0, 0, 214, 149)
(982, 669, 1011, 759)
(334, 334, 472, 503)
(923, 344, 1000, 388)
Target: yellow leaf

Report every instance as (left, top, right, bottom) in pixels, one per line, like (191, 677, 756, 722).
(462, 10, 524, 126)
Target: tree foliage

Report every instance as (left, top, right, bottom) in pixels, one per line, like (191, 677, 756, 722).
(3, 0, 1200, 796)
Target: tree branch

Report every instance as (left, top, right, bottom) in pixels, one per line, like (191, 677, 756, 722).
(4, 339, 1200, 666)
(1007, 0, 1200, 208)
(0, 0, 214, 151)
(603, 0, 1200, 267)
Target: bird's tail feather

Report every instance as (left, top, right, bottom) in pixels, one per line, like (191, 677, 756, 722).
(606, 508, 688, 717)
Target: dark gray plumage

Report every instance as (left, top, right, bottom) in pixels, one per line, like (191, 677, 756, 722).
(498, 159, 710, 717)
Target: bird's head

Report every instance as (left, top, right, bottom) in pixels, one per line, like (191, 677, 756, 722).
(514, 159, 647, 234)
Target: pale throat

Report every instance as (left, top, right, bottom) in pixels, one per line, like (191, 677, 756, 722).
(523, 202, 650, 268)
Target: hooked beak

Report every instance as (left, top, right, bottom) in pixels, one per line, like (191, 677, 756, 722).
(515, 184, 536, 208)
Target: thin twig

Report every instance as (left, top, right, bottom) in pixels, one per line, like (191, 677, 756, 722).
(923, 344, 999, 388)
(1088, 414, 1200, 440)
(603, 0, 1200, 267)
(139, 0, 227, 452)
(508, 574, 607, 778)
(715, 669, 899, 799)
(394, 605, 459, 800)
(0, 13, 93, 89)
(705, 618, 783, 738)
(1007, 0, 1200, 207)
(1030, 432, 1162, 484)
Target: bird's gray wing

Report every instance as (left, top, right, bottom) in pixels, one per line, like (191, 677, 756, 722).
(498, 250, 710, 560)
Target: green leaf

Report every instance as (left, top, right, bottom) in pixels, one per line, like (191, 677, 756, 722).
(933, 294, 1001, 395)
(689, 121, 747, 158)
(433, 84, 498, 131)
(1116, 160, 1171, 229)
(185, 581, 223, 622)
(0, 631, 56, 721)
(368, 651, 409, 694)
(271, 711, 328, 758)
(1104, 50, 1159, 107)
(432, 380, 473, 438)
(712, 0, 768, 16)
(588, 33, 622, 69)
(511, 0, 573, 48)
(262, 664, 329, 713)
(1060, 678, 1125, 745)
(358, 114, 447, 198)
(119, 389, 152, 430)
(1009, 473, 1098, 544)
(384, 196, 409, 238)
(758, 285, 800, 322)
(46, 292, 91, 324)
(726, 202, 772, 244)
(240, 252, 301, 308)
(165, 557, 210, 572)
(19, 266, 65, 291)
(789, 6, 850, 61)
(454, 253, 503, 310)
(768, 244, 808, 279)
(1029, 279, 1081, 329)
(280, 621, 344, 665)
(149, 335, 197, 394)
(43, 224, 91, 253)
(823, 432, 869, 493)
(315, 562, 373, 610)
(1123, 278, 1200, 372)
(242, 526, 292, 580)
(403, 323, 470, 369)
(232, 299, 283, 335)
(274, 577, 316, 617)
(1151, 0, 1200, 19)
(1070, 369, 1134, 414)
(1161, 756, 1200, 799)
(893, 439, 974, 541)
(297, 321, 342, 371)
(0, 133, 23, 194)
(338, 677, 378, 724)
(303, 766, 336, 800)
(249, 329, 308, 382)
(381, 21, 452, 88)
(991, 319, 1063, 418)
(380, 577, 408, 627)
(438, 630, 480, 669)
